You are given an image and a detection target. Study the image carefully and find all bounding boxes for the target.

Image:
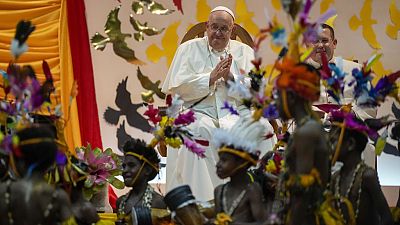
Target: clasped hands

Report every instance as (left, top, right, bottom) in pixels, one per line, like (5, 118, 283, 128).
(209, 54, 234, 86)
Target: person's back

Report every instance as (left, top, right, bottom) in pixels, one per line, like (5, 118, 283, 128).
(0, 126, 76, 225)
(285, 119, 331, 188)
(283, 118, 331, 225)
(273, 62, 334, 225)
(0, 178, 73, 225)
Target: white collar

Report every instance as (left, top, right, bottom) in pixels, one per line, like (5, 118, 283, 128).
(206, 36, 230, 57)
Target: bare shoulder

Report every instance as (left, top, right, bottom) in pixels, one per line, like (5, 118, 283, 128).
(302, 119, 322, 131)
(55, 188, 71, 204)
(246, 182, 263, 200)
(295, 119, 324, 138)
(215, 184, 223, 195)
(73, 200, 99, 224)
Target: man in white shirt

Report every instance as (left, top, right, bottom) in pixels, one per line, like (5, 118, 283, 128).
(162, 6, 273, 201)
(305, 23, 377, 167)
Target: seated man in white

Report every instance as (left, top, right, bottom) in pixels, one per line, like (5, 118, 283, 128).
(162, 6, 273, 201)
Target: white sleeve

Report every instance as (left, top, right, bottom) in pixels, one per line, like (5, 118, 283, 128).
(228, 45, 254, 100)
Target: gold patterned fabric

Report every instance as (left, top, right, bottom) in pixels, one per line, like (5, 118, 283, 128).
(0, 0, 81, 152)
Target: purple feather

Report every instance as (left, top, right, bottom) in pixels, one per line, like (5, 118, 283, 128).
(55, 150, 67, 165)
(183, 137, 206, 158)
(221, 101, 239, 115)
(299, 0, 312, 25)
(174, 110, 196, 125)
(263, 103, 279, 119)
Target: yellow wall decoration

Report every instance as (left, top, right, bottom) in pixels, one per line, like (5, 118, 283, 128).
(372, 59, 392, 83)
(196, 0, 212, 22)
(386, 0, 400, 40)
(146, 21, 181, 66)
(271, 0, 282, 11)
(320, 0, 335, 14)
(235, 0, 259, 36)
(348, 0, 382, 49)
(270, 41, 282, 54)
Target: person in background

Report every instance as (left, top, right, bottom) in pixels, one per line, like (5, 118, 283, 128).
(305, 22, 377, 168)
(0, 126, 76, 225)
(329, 115, 393, 225)
(116, 139, 166, 225)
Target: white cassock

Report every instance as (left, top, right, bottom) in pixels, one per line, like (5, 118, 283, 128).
(162, 37, 274, 201)
(307, 57, 377, 168)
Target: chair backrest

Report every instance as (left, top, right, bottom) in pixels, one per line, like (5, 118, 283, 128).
(180, 22, 254, 48)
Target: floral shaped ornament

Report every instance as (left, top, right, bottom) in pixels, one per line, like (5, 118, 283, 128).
(74, 144, 124, 200)
(144, 94, 206, 158)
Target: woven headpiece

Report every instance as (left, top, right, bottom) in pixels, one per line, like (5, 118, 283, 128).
(212, 117, 265, 165)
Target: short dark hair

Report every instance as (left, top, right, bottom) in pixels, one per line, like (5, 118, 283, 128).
(123, 139, 160, 180)
(16, 126, 58, 173)
(322, 23, 335, 40)
(332, 117, 368, 153)
(345, 129, 368, 153)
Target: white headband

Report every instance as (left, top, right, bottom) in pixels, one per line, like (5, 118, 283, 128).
(210, 6, 235, 21)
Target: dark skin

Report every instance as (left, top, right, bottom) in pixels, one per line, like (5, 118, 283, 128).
(330, 127, 394, 225)
(0, 154, 8, 181)
(0, 172, 74, 225)
(276, 90, 331, 225)
(71, 181, 100, 225)
(214, 152, 267, 225)
(116, 155, 166, 213)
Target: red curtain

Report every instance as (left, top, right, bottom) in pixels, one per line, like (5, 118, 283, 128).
(66, 0, 103, 149)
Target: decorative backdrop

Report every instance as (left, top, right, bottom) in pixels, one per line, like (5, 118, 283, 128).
(0, 0, 399, 204)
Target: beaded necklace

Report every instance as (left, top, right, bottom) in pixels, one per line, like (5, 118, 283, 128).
(5, 180, 58, 225)
(334, 161, 366, 222)
(220, 184, 248, 216)
(118, 184, 154, 215)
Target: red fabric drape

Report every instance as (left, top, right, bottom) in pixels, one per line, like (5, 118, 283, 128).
(66, 0, 102, 149)
(66, 0, 118, 210)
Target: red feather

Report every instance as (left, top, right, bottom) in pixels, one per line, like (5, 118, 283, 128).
(313, 103, 340, 113)
(320, 52, 331, 79)
(166, 94, 172, 106)
(387, 70, 400, 83)
(195, 139, 209, 146)
(173, 0, 183, 14)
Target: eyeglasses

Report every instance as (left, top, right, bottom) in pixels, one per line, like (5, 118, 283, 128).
(209, 24, 231, 34)
(310, 38, 332, 45)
